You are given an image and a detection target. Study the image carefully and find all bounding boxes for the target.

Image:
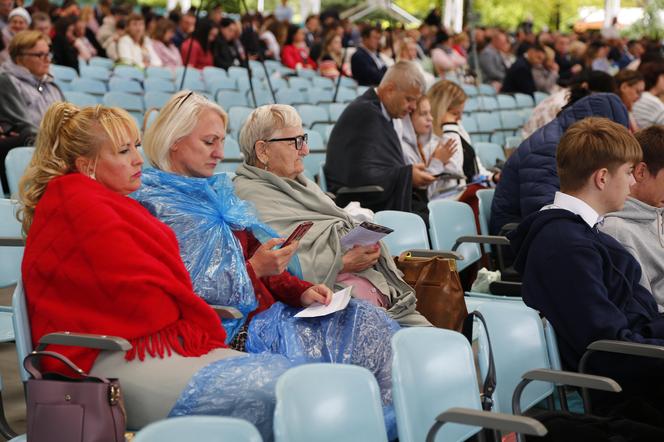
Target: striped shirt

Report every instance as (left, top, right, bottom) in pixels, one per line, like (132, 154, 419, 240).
(632, 91, 664, 129)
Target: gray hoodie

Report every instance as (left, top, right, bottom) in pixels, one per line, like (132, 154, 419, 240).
(0, 59, 63, 135)
(601, 197, 664, 311)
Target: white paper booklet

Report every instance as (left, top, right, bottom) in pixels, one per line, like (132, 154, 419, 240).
(294, 286, 352, 318)
(340, 221, 394, 250)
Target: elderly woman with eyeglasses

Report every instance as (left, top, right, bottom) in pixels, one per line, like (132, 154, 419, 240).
(0, 30, 63, 190)
(132, 92, 401, 422)
(233, 104, 431, 327)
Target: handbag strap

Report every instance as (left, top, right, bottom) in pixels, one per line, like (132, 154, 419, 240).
(462, 311, 496, 411)
(23, 351, 110, 385)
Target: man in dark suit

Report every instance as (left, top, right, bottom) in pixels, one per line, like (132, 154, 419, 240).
(501, 43, 547, 96)
(213, 17, 243, 70)
(325, 61, 434, 219)
(350, 26, 387, 87)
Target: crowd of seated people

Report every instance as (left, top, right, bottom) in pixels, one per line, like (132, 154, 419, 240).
(4, 0, 664, 438)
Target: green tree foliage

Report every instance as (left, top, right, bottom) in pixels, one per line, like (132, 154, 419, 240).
(626, 0, 664, 39)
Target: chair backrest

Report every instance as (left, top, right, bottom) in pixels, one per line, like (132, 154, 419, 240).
(462, 84, 479, 97)
(103, 92, 145, 112)
(109, 77, 144, 94)
(392, 328, 483, 442)
(534, 91, 549, 105)
(276, 88, 307, 106)
(227, 66, 249, 79)
(305, 131, 325, 150)
(339, 76, 358, 88)
(474, 142, 505, 168)
(274, 363, 387, 442)
(476, 188, 494, 237)
(478, 84, 497, 96)
(496, 94, 517, 110)
(134, 416, 262, 442)
(50, 64, 78, 82)
(12, 280, 32, 382)
(145, 66, 174, 80)
(514, 93, 535, 108)
(79, 65, 111, 82)
(144, 78, 175, 93)
(224, 137, 242, 160)
(373, 210, 429, 256)
(70, 78, 107, 95)
(428, 200, 482, 272)
(297, 105, 329, 128)
(475, 302, 554, 414)
(113, 65, 144, 81)
(217, 90, 250, 109)
(144, 91, 172, 110)
(0, 199, 23, 288)
(302, 152, 325, 179)
(312, 76, 334, 89)
(328, 102, 347, 121)
(335, 86, 357, 103)
(5, 147, 34, 198)
(288, 76, 311, 91)
(478, 96, 498, 111)
(500, 111, 523, 132)
(228, 106, 254, 136)
(63, 91, 99, 106)
(89, 56, 114, 69)
(295, 67, 317, 78)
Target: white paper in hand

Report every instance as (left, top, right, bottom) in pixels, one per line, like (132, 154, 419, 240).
(340, 221, 394, 250)
(294, 286, 352, 318)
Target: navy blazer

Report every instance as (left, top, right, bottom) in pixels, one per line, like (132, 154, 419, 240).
(350, 47, 387, 87)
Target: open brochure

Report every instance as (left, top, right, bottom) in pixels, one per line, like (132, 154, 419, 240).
(340, 221, 394, 250)
(294, 286, 352, 318)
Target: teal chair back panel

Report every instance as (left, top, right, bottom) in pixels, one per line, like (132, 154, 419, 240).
(428, 200, 481, 271)
(0, 199, 23, 288)
(5, 147, 34, 198)
(374, 210, 429, 256)
(134, 416, 262, 442)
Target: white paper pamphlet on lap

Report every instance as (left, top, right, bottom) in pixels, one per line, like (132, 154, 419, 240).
(340, 221, 394, 250)
(294, 286, 353, 318)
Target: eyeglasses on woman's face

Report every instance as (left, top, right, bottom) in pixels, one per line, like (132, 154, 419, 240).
(266, 133, 308, 150)
(20, 51, 52, 61)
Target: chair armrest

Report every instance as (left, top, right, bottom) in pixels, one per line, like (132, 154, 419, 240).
(488, 281, 522, 297)
(336, 185, 384, 195)
(403, 249, 464, 261)
(585, 340, 664, 359)
(513, 368, 621, 415)
(0, 236, 23, 247)
(452, 235, 510, 251)
(211, 305, 244, 320)
(426, 407, 547, 442)
(38, 332, 132, 351)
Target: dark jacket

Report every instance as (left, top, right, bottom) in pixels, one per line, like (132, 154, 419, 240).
(350, 47, 386, 87)
(324, 88, 413, 212)
(509, 208, 664, 386)
(489, 93, 628, 234)
(501, 56, 536, 96)
(213, 36, 241, 70)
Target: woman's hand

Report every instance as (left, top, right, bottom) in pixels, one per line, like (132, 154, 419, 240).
(432, 138, 457, 164)
(341, 244, 381, 273)
(300, 284, 333, 306)
(248, 238, 298, 278)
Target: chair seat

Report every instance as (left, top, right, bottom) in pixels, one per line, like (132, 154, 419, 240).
(0, 312, 14, 342)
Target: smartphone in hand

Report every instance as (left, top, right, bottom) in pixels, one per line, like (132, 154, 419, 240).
(280, 221, 313, 248)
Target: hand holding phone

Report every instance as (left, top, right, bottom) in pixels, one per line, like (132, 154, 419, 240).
(281, 221, 313, 249)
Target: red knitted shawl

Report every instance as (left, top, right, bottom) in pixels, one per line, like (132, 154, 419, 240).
(22, 173, 228, 373)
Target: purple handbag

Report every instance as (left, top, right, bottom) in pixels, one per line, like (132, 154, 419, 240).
(24, 351, 126, 442)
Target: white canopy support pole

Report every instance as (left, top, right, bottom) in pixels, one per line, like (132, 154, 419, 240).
(257, 0, 265, 13)
(604, 0, 621, 27)
(443, 0, 463, 33)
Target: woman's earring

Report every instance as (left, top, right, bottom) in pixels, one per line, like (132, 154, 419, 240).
(264, 161, 269, 171)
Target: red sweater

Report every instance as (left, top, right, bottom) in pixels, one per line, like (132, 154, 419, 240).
(235, 230, 311, 321)
(22, 174, 227, 373)
(180, 38, 213, 69)
(281, 44, 317, 70)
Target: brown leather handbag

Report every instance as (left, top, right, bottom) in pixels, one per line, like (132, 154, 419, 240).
(24, 351, 127, 442)
(395, 251, 468, 331)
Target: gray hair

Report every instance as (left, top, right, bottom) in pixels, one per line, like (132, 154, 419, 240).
(379, 60, 426, 94)
(239, 104, 302, 166)
(142, 90, 228, 171)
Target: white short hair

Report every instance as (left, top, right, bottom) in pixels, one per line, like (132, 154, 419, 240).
(142, 90, 228, 171)
(379, 60, 426, 94)
(239, 104, 302, 166)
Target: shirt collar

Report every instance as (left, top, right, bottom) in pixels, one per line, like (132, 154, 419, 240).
(375, 88, 391, 122)
(541, 191, 603, 228)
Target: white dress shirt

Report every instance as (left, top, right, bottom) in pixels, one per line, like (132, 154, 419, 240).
(541, 191, 603, 228)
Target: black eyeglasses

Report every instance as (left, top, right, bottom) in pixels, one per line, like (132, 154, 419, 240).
(21, 52, 52, 61)
(266, 133, 308, 150)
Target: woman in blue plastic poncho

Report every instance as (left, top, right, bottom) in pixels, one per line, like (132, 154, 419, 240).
(132, 91, 400, 422)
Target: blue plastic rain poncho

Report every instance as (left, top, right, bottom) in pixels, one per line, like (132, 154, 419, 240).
(132, 169, 400, 438)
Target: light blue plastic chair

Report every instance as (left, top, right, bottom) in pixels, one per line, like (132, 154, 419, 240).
(175, 73, 207, 92)
(114, 65, 144, 80)
(335, 86, 357, 103)
(339, 76, 358, 88)
(475, 112, 501, 143)
(227, 66, 249, 79)
(134, 416, 262, 442)
(217, 90, 250, 109)
(70, 78, 107, 96)
(228, 106, 254, 138)
(312, 76, 334, 89)
(428, 200, 481, 272)
(462, 84, 479, 97)
(302, 152, 325, 179)
(478, 84, 497, 96)
(223, 137, 242, 160)
(295, 67, 317, 78)
(63, 91, 100, 106)
(496, 94, 517, 110)
(514, 93, 535, 109)
(328, 102, 347, 121)
(534, 91, 549, 105)
(505, 135, 523, 149)
(478, 96, 498, 111)
(88, 56, 114, 69)
(144, 78, 175, 93)
(274, 363, 388, 442)
(500, 111, 523, 135)
(474, 142, 505, 168)
(79, 65, 111, 82)
(392, 328, 484, 442)
(55, 79, 73, 91)
(5, 147, 34, 198)
(276, 88, 307, 106)
(308, 88, 334, 105)
(288, 76, 311, 91)
(476, 188, 494, 237)
(109, 77, 144, 94)
(465, 97, 479, 112)
(144, 91, 172, 110)
(374, 210, 429, 256)
(145, 66, 174, 80)
(314, 123, 335, 144)
(51, 64, 78, 82)
(0, 199, 23, 289)
(305, 131, 324, 150)
(297, 104, 329, 128)
(475, 302, 554, 415)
